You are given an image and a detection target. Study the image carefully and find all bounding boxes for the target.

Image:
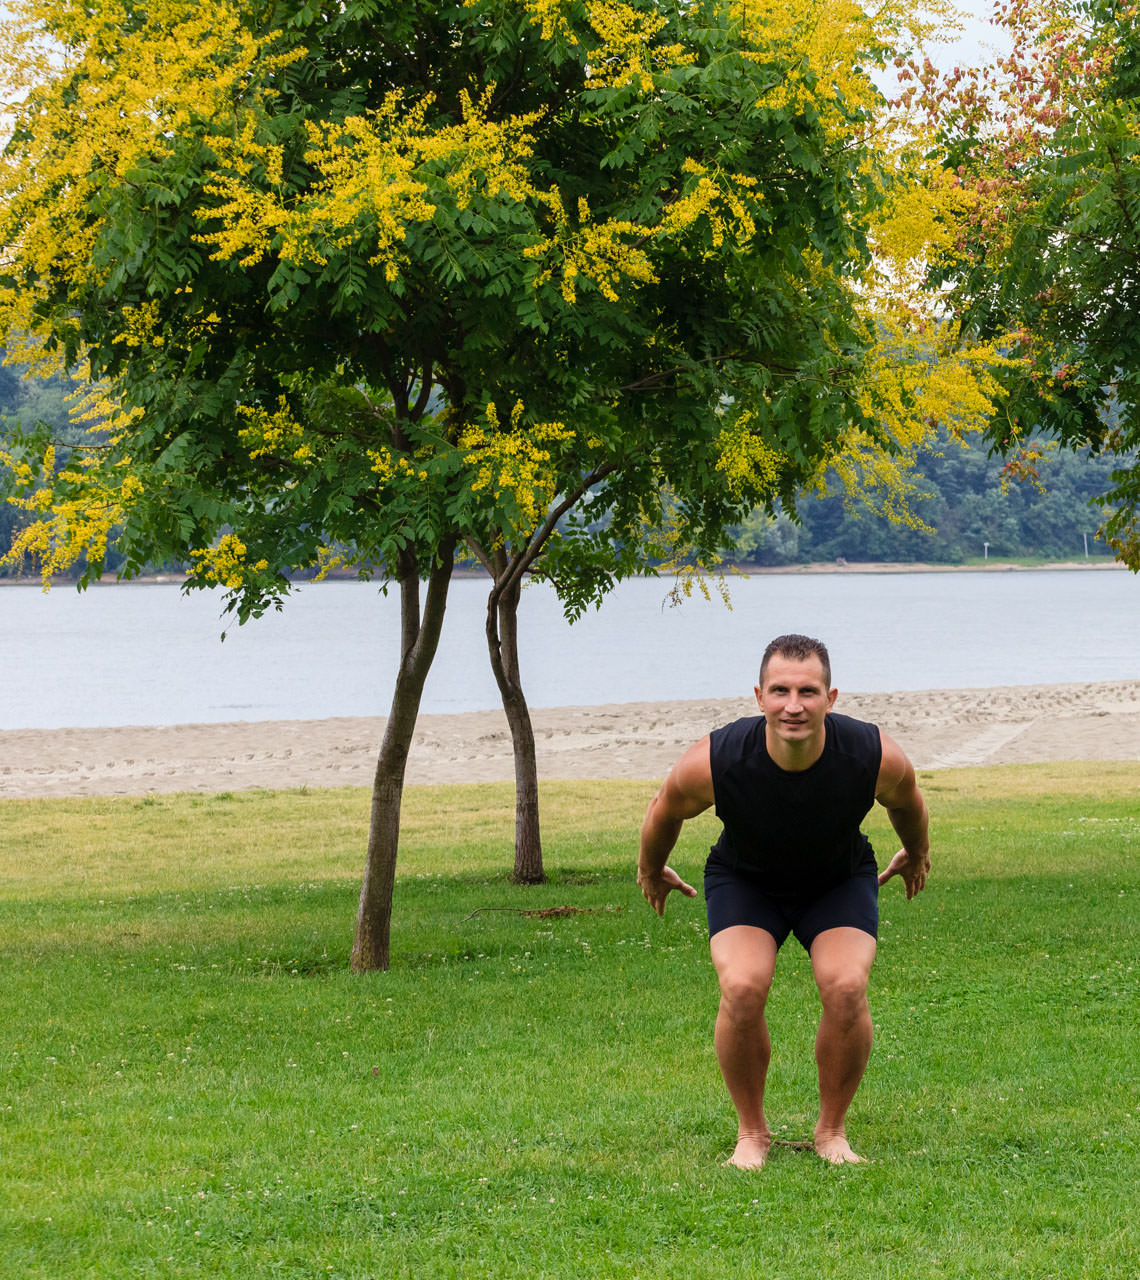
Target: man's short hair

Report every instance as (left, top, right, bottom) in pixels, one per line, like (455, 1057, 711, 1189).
(759, 634, 832, 689)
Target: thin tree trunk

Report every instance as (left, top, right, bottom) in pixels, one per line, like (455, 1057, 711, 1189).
(486, 549, 546, 885)
(471, 466, 615, 885)
(351, 542, 455, 971)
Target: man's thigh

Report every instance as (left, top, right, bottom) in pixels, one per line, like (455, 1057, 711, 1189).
(808, 927, 877, 995)
(709, 925, 780, 996)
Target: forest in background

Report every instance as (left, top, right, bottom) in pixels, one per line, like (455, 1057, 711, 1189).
(0, 357, 1120, 577)
(730, 428, 1119, 566)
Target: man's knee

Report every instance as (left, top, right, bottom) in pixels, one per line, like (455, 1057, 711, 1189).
(816, 971, 869, 1026)
(718, 965, 773, 1016)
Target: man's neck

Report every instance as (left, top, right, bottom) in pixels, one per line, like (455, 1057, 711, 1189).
(764, 723, 827, 772)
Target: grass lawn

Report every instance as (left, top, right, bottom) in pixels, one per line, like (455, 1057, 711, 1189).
(1, 764, 1137, 1279)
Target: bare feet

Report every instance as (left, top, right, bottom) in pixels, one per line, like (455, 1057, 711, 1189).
(813, 1127, 866, 1165)
(725, 1132, 772, 1169)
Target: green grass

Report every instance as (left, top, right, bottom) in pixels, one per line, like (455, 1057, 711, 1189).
(2, 766, 1138, 1278)
(955, 555, 1120, 569)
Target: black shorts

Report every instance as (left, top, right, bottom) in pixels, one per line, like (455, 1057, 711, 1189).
(704, 850, 879, 952)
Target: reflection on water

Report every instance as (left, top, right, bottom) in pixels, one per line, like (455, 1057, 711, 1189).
(1, 570, 1136, 729)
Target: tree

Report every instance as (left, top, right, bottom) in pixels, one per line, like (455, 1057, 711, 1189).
(1, 0, 1010, 968)
(911, 0, 1140, 567)
(448, 0, 1016, 887)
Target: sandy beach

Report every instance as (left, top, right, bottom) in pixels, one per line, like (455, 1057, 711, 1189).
(1, 681, 1138, 799)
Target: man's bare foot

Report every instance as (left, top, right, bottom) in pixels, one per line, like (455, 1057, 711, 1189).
(813, 1128, 866, 1164)
(725, 1133, 772, 1169)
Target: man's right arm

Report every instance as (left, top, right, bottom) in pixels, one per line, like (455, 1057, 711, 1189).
(874, 731, 931, 900)
(637, 736, 715, 916)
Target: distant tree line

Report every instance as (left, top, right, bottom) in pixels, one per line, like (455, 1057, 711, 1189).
(729, 427, 1121, 566)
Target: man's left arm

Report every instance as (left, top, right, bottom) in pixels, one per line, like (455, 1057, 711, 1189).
(875, 732, 931, 900)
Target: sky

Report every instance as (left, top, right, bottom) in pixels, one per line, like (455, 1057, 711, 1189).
(929, 1, 1014, 69)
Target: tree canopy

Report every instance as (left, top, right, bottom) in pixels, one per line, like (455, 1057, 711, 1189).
(0, 0, 1011, 593)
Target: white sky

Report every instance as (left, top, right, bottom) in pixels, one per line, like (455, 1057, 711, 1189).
(929, 1, 1014, 69)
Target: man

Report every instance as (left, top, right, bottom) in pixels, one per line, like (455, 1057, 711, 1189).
(637, 634, 930, 1168)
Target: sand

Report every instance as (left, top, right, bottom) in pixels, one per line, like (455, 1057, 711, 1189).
(1, 681, 1138, 799)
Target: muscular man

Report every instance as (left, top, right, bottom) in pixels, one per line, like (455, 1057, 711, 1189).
(637, 634, 930, 1168)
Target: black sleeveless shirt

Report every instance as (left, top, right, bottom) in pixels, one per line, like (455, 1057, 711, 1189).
(708, 712, 882, 895)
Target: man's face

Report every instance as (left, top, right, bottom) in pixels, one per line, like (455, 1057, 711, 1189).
(754, 653, 837, 746)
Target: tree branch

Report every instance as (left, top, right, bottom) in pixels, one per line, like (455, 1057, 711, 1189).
(491, 462, 618, 607)
(465, 536, 494, 576)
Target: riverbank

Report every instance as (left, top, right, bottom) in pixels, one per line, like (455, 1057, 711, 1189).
(2, 681, 1138, 798)
(0, 557, 1128, 588)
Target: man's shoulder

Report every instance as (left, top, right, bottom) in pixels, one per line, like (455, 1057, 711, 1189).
(825, 712, 882, 759)
(826, 711, 879, 733)
(712, 715, 766, 743)
(709, 716, 766, 765)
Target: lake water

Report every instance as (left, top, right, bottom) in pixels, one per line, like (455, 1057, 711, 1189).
(1, 569, 1137, 729)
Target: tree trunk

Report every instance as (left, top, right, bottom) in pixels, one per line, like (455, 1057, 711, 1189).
(486, 553, 546, 885)
(351, 543, 455, 971)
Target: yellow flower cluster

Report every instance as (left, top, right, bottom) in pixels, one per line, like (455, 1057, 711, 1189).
(0, 438, 144, 587)
(0, 0, 289, 348)
(189, 533, 268, 590)
(462, 0, 579, 44)
(200, 116, 294, 268)
(366, 446, 428, 486)
(525, 192, 656, 303)
(459, 400, 575, 531)
(312, 544, 350, 582)
(827, 427, 934, 532)
(237, 397, 310, 462)
(858, 324, 1017, 454)
(659, 160, 759, 250)
(731, 0, 928, 131)
(829, 319, 1020, 534)
(584, 2, 694, 93)
(415, 88, 541, 211)
(202, 87, 543, 285)
(714, 416, 784, 499)
(111, 301, 163, 349)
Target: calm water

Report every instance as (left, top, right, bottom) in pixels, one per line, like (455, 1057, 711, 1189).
(1, 570, 1137, 729)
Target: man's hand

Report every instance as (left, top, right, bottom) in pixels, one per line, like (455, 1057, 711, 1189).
(877, 847, 930, 900)
(637, 864, 698, 916)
